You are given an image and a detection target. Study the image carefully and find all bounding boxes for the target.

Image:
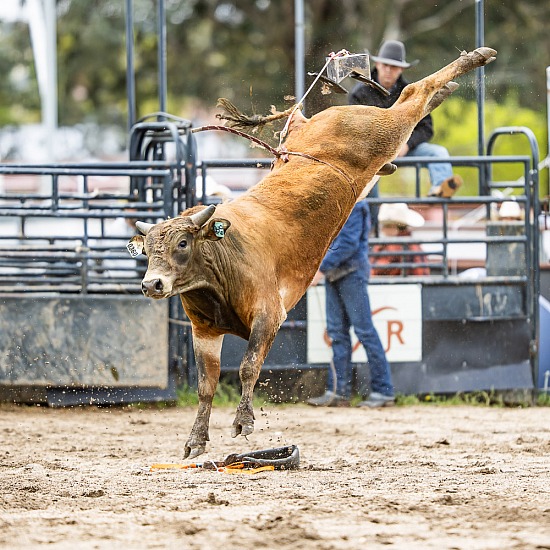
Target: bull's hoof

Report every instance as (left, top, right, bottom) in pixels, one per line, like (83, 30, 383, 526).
(232, 405, 255, 438)
(183, 440, 206, 459)
(377, 162, 397, 176)
(446, 82, 459, 93)
(231, 422, 254, 438)
(472, 47, 497, 65)
(427, 82, 460, 113)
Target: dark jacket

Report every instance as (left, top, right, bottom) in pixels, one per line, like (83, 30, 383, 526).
(348, 68, 434, 151)
(320, 200, 371, 282)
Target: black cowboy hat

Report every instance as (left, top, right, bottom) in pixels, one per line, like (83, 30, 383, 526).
(370, 40, 419, 69)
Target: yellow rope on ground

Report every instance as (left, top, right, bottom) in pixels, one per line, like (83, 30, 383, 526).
(150, 463, 188, 470)
(149, 462, 275, 474)
(224, 465, 275, 475)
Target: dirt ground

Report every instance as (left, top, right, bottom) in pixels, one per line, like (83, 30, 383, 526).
(0, 403, 549, 550)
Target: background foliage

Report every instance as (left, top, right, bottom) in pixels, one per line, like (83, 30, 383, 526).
(0, 0, 548, 181)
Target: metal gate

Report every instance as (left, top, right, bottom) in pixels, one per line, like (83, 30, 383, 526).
(0, 117, 198, 405)
(0, 122, 543, 403)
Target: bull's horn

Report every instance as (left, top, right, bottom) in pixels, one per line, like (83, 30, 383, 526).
(136, 221, 156, 235)
(189, 204, 216, 227)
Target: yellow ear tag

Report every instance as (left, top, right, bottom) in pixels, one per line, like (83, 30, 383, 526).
(127, 237, 144, 257)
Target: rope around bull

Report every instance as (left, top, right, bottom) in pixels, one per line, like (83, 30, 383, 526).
(190, 123, 357, 199)
(140, 50, 359, 200)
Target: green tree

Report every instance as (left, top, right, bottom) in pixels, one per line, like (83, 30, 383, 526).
(0, 20, 40, 124)
(0, 0, 548, 144)
(378, 96, 548, 197)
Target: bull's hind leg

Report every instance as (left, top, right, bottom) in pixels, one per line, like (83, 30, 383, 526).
(425, 82, 459, 115)
(232, 309, 285, 438)
(184, 330, 223, 459)
(395, 47, 496, 111)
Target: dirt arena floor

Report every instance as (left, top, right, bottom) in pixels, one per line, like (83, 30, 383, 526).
(1, 403, 549, 549)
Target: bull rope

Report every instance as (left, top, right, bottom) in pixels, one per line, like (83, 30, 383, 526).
(278, 49, 350, 145)
(190, 123, 358, 201)
(191, 50, 359, 198)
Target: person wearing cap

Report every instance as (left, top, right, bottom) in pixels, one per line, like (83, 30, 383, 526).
(196, 174, 233, 203)
(307, 199, 395, 408)
(349, 40, 462, 199)
(498, 200, 523, 221)
(371, 203, 429, 276)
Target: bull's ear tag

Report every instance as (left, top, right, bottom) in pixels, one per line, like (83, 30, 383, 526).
(204, 218, 231, 241)
(127, 236, 144, 257)
(213, 221, 225, 238)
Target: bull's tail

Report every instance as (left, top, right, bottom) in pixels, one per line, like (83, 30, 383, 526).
(216, 98, 297, 132)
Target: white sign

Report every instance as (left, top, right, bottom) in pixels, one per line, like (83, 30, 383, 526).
(307, 284, 422, 363)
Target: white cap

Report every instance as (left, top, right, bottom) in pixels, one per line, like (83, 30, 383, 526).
(195, 175, 232, 202)
(378, 202, 425, 228)
(498, 201, 522, 220)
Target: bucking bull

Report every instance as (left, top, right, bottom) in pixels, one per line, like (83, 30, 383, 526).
(128, 47, 496, 458)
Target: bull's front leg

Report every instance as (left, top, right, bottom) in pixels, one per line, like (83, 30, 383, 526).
(232, 311, 284, 438)
(184, 329, 223, 459)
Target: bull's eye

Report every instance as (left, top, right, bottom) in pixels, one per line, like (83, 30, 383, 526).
(178, 239, 188, 249)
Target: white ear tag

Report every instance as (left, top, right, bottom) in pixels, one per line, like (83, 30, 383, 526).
(127, 237, 144, 258)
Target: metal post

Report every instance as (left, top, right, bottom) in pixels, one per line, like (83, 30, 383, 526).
(125, 0, 136, 131)
(157, 0, 167, 117)
(546, 66, 550, 180)
(294, 0, 305, 110)
(43, 0, 58, 132)
(475, 0, 485, 157)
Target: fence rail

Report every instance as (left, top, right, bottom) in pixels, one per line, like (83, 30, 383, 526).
(0, 125, 543, 398)
(0, 163, 178, 295)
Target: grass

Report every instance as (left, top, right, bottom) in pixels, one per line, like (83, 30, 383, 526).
(394, 389, 546, 408)
(175, 382, 270, 408)
(138, 384, 550, 409)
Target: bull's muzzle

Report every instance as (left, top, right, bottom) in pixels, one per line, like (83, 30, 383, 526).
(141, 278, 165, 297)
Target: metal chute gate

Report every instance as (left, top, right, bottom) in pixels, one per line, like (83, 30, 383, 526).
(207, 128, 544, 401)
(0, 117, 198, 405)
(0, 0, 545, 404)
(0, 121, 544, 404)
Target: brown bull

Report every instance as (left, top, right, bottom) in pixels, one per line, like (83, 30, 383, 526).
(129, 47, 496, 459)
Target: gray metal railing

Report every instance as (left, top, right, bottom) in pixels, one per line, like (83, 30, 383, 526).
(0, 163, 174, 294)
(0, 125, 542, 389)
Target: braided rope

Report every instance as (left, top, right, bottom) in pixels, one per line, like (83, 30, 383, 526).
(191, 121, 358, 200)
(191, 124, 280, 157)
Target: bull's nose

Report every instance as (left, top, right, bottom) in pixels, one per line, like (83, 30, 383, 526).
(141, 278, 164, 296)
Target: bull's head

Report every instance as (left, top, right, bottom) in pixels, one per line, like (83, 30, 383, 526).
(127, 204, 231, 299)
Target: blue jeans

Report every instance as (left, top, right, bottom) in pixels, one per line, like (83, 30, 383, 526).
(325, 270, 394, 398)
(407, 142, 453, 190)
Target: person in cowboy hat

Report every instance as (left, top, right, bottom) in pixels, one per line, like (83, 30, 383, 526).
(349, 40, 462, 199)
(371, 203, 430, 276)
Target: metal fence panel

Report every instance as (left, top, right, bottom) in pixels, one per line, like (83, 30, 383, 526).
(0, 294, 168, 387)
